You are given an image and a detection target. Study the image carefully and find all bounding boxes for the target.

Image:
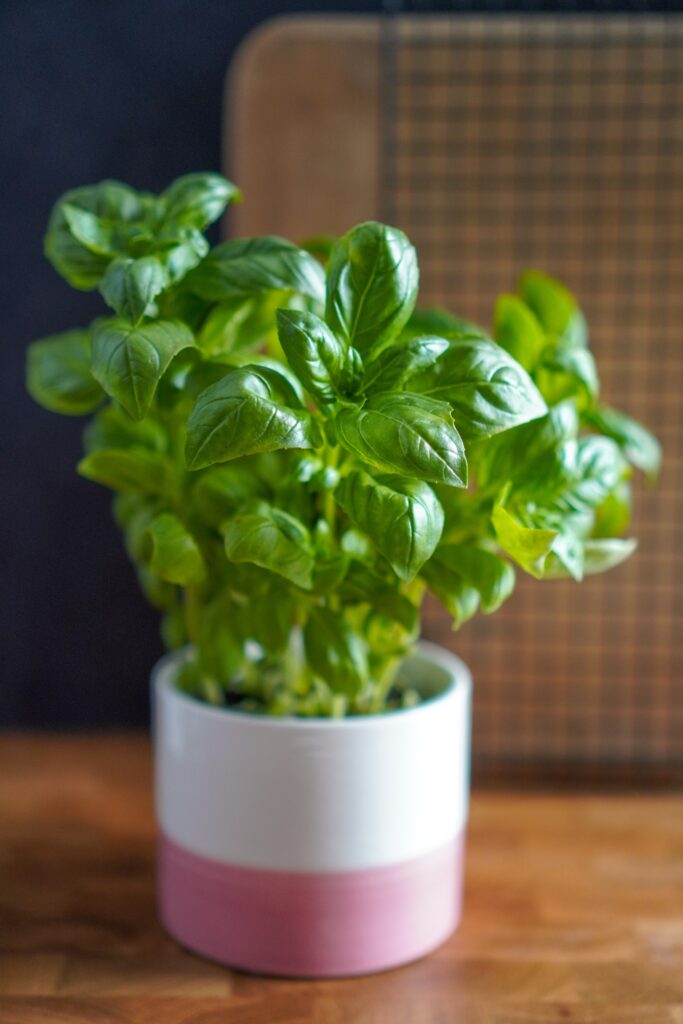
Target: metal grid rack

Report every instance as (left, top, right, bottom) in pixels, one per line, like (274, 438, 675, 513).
(378, 11, 683, 780)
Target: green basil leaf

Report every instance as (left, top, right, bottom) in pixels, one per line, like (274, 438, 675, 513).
(593, 480, 632, 538)
(310, 551, 349, 596)
(548, 530, 585, 581)
(159, 229, 210, 284)
(160, 604, 188, 649)
(222, 503, 315, 589)
(61, 204, 118, 256)
(340, 346, 364, 396)
(535, 342, 599, 407)
(120, 498, 163, 565)
(27, 329, 104, 415)
(363, 336, 449, 394)
(250, 352, 307, 404)
(45, 221, 110, 290)
(99, 257, 167, 325)
(337, 470, 444, 581)
(185, 364, 322, 471)
(195, 297, 257, 355)
(185, 236, 325, 304)
(491, 501, 558, 579)
(191, 462, 269, 527)
(143, 513, 206, 585)
(494, 294, 547, 371)
(160, 288, 212, 332)
(83, 403, 168, 455)
(433, 486, 490, 544)
(340, 564, 419, 633)
(372, 591, 420, 638)
(552, 436, 626, 515)
(336, 392, 467, 487)
(64, 180, 151, 222)
(490, 435, 622, 577)
(433, 544, 515, 613)
(196, 593, 245, 679)
(519, 270, 587, 345)
(138, 566, 177, 613)
(401, 306, 485, 342)
(238, 579, 296, 654)
(325, 222, 418, 357)
(180, 356, 245, 402)
(159, 173, 240, 230)
(112, 491, 160, 532)
(583, 403, 661, 481)
(582, 538, 637, 575)
(489, 436, 624, 578)
(366, 604, 418, 659)
(473, 402, 579, 497)
(276, 309, 346, 404)
(542, 537, 637, 579)
(304, 607, 368, 695)
(77, 448, 175, 495)
(530, 400, 580, 446)
(91, 318, 195, 420)
(420, 560, 480, 629)
(44, 181, 151, 289)
(406, 336, 547, 441)
(511, 440, 579, 509)
(338, 555, 389, 590)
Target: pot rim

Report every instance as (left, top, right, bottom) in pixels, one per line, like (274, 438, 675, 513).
(153, 639, 471, 732)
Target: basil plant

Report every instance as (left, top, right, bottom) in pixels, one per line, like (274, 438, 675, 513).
(27, 173, 660, 716)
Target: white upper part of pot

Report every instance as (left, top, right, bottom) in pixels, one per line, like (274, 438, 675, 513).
(153, 641, 471, 873)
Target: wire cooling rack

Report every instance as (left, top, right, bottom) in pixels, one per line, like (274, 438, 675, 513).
(377, 11, 683, 781)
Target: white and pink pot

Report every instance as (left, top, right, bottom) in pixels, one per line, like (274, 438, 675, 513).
(153, 640, 472, 977)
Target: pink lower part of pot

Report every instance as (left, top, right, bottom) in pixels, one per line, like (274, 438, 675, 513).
(158, 832, 465, 977)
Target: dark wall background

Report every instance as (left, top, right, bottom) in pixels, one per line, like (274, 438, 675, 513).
(2, 0, 679, 728)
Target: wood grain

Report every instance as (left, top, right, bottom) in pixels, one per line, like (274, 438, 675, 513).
(0, 736, 682, 1023)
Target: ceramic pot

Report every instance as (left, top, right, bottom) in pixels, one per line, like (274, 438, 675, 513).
(153, 640, 471, 977)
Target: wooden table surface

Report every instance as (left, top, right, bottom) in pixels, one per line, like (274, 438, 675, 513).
(0, 737, 682, 1024)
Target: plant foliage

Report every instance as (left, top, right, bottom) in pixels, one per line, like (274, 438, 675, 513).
(27, 174, 661, 715)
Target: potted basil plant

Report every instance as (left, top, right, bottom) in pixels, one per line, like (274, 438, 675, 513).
(27, 173, 660, 977)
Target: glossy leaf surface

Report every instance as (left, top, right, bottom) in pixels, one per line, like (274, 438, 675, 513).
(223, 503, 315, 589)
(336, 392, 467, 486)
(276, 309, 346, 404)
(325, 222, 418, 356)
(186, 236, 325, 304)
(406, 335, 548, 440)
(91, 318, 194, 420)
(337, 470, 444, 581)
(185, 365, 321, 470)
